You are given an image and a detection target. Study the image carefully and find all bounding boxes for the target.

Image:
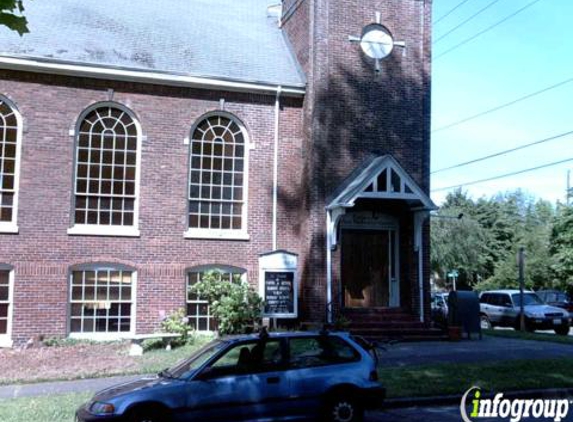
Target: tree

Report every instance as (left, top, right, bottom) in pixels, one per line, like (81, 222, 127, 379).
(0, 0, 29, 36)
(550, 204, 573, 297)
(431, 205, 488, 288)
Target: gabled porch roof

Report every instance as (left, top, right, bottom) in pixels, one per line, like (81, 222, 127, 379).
(326, 155, 437, 211)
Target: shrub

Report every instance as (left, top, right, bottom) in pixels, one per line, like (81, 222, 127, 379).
(189, 270, 264, 335)
(160, 308, 190, 347)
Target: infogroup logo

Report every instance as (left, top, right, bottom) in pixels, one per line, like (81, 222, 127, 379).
(460, 387, 570, 422)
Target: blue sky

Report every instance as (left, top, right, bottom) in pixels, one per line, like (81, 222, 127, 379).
(430, 0, 573, 205)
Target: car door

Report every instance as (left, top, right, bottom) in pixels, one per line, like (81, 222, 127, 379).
(498, 293, 517, 326)
(487, 294, 504, 324)
(183, 339, 290, 422)
(283, 335, 364, 419)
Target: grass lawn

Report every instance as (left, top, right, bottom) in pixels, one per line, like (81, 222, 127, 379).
(0, 392, 91, 422)
(0, 335, 214, 385)
(380, 358, 573, 398)
(483, 328, 573, 345)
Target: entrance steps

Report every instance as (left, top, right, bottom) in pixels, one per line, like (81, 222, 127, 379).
(342, 308, 447, 342)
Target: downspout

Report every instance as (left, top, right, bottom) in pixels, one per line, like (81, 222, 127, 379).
(272, 86, 282, 251)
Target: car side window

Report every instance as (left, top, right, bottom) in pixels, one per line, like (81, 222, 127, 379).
(207, 340, 284, 377)
(501, 294, 513, 307)
(480, 293, 490, 304)
(289, 336, 360, 369)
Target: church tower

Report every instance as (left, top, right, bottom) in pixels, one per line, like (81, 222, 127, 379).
(282, 0, 435, 329)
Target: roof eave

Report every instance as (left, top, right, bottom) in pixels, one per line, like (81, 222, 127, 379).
(0, 55, 306, 97)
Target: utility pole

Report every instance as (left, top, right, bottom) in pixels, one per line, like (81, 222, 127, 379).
(518, 247, 525, 332)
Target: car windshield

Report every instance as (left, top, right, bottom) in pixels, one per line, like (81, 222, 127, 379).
(166, 340, 226, 379)
(512, 293, 543, 306)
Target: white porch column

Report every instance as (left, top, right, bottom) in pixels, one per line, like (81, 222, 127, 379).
(414, 211, 430, 322)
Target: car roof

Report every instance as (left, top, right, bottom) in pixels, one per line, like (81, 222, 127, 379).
(218, 331, 352, 343)
(481, 290, 535, 295)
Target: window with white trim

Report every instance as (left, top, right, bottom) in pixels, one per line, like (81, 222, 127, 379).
(186, 266, 246, 331)
(0, 98, 22, 232)
(0, 268, 12, 339)
(187, 114, 248, 238)
(70, 267, 135, 335)
(71, 105, 140, 234)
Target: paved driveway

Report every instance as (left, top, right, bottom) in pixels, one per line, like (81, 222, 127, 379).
(378, 335, 573, 367)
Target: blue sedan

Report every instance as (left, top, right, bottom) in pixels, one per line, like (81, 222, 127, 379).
(76, 331, 385, 422)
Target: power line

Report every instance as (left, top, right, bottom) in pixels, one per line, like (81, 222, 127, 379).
(432, 157, 573, 192)
(432, 75, 573, 133)
(433, 0, 502, 45)
(432, 130, 573, 174)
(434, 0, 543, 60)
(434, 0, 472, 26)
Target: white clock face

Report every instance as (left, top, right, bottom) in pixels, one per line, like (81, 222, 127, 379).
(360, 25, 394, 60)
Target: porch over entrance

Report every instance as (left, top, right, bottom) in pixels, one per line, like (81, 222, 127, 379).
(325, 155, 437, 331)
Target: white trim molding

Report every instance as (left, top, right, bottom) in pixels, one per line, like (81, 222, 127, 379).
(184, 229, 250, 241)
(0, 56, 306, 98)
(0, 223, 18, 234)
(67, 225, 141, 238)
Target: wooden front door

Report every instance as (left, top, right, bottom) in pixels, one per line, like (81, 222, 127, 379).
(341, 230, 391, 308)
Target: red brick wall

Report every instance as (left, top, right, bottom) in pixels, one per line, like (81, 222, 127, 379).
(0, 0, 433, 343)
(0, 71, 305, 343)
(284, 0, 433, 321)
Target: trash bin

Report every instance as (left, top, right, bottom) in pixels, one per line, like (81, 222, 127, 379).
(448, 291, 482, 340)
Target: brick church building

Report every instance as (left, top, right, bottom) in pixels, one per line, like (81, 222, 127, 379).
(0, 0, 434, 347)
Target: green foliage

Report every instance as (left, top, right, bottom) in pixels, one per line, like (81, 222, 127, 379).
(42, 337, 107, 347)
(160, 308, 190, 347)
(0, 0, 29, 35)
(434, 189, 559, 292)
(189, 270, 264, 335)
(550, 205, 573, 297)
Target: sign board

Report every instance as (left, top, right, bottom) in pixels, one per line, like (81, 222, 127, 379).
(259, 250, 298, 318)
(264, 271, 295, 315)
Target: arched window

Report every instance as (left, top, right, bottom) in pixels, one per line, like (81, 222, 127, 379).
(69, 264, 136, 337)
(186, 265, 246, 331)
(70, 104, 141, 236)
(0, 97, 22, 233)
(187, 113, 249, 239)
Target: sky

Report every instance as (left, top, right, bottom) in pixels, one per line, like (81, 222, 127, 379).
(430, 0, 573, 206)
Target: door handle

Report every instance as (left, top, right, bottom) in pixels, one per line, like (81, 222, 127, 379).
(267, 376, 280, 384)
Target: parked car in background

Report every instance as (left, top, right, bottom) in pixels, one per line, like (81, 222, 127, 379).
(76, 331, 385, 422)
(431, 292, 449, 328)
(479, 290, 571, 335)
(537, 290, 573, 316)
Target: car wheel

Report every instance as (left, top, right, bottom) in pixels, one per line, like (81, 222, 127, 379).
(555, 325, 570, 336)
(325, 392, 364, 422)
(128, 405, 171, 422)
(480, 315, 492, 330)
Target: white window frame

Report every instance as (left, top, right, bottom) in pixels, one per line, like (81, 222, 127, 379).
(184, 112, 251, 240)
(68, 102, 142, 238)
(186, 265, 247, 332)
(0, 97, 23, 234)
(68, 264, 137, 341)
(0, 265, 14, 348)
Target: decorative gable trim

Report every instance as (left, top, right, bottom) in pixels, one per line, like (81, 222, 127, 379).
(326, 155, 437, 211)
